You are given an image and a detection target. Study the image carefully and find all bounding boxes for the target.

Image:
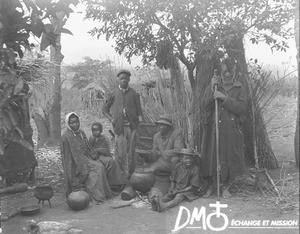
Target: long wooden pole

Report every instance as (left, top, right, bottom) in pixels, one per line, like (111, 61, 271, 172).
(214, 70, 221, 201)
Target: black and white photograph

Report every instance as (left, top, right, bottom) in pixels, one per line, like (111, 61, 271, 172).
(0, 0, 299, 233)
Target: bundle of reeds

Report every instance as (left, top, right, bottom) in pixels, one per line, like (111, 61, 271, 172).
(135, 68, 172, 123)
(243, 68, 282, 169)
(136, 67, 191, 133)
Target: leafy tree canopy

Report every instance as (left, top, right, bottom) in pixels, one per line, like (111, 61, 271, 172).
(0, 0, 78, 60)
(0, 0, 78, 107)
(0, 0, 78, 154)
(83, 0, 294, 70)
(65, 56, 117, 91)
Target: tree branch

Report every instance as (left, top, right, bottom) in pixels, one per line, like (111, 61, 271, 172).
(151, 13, 193, 69)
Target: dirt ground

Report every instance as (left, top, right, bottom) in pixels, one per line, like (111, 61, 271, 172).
(1, 96, 299, 234)
(1, 184, 299, 234)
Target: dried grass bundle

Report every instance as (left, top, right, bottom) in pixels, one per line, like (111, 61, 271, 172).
(243, 68, 281, 169)
(34, 146, 64, 192)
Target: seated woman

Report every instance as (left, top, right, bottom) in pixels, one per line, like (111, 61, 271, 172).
(60, 113, 126, 203)
(88, 122, 127, 192)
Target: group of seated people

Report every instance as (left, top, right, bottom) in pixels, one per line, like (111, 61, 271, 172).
(61, 58, 248, 212)
(61, 113, 127, 203)
(61, 112, 201, 212)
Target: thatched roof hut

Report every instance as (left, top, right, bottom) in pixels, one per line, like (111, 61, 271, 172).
(81, 81, 106, 108)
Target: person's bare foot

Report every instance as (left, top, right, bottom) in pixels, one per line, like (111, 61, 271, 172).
(155, 197, 163, 212)
(221, 187, 232, 199)
(151, 196, 158, 211)
(156, 197, 164, 212)
(143, 167, 153, 173)
(202, 188, 213, 198)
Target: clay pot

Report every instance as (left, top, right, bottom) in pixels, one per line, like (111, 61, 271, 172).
(34, 185, 53, 201)
(121, 186, 138, 201)
(129, 168, 155, 193)
(66, 190, 90, 211)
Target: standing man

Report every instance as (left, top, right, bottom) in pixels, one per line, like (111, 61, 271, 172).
(201, 58, 248, 199)
(102, 69, 143, 178)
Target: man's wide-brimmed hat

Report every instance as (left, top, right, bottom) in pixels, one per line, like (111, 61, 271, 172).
(155, 114, 173, 126)
(117, 68, 131, 77)
(179, 148, 200, 157)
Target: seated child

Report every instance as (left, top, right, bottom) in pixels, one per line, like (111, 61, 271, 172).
(89, 122, 127, 191)
(152, 148, 200, 212)
(89, 122, 112, 157)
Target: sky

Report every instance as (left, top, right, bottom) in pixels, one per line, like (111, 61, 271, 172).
(61, 8, 135, 68)
(60, 6, 298, 73)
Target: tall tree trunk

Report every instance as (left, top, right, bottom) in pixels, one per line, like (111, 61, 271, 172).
(294, 0, 299, 167)
(156, 40, 189, 141)
(48, 40, 63, 146)
(32, 111, 49, 147)
(191, 52, 216, 151)
(47, 13, 65, 146)
(226, 35, 279, 169)
(170, 57, 189, 143)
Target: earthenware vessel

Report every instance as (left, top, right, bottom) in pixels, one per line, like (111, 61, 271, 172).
(130, 168, 155, 193)
(66, 190, 90, 211)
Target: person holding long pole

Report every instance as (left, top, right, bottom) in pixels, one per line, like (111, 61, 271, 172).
(201, 58, 248, 199)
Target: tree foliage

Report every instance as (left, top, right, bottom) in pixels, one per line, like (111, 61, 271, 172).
(84, 0, 294, 73)
(0, 0, 77, 60)
(0, 0, 78, 154)
(83, 0, 295, 167)
(65, 56, 118, 92)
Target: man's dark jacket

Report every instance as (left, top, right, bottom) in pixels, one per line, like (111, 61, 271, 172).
(102, 87, 142, 135)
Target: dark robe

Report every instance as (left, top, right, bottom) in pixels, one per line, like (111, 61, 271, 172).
(88, 135, 127, 187)
(60, 129, 112, 202)
(200, 80, 248, 182)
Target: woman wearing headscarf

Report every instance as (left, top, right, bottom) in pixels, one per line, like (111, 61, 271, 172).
(61, 113, 113, 202)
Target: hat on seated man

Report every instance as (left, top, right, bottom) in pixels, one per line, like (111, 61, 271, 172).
(155, 114, 173, 127)
(117, 69, 131, 77)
